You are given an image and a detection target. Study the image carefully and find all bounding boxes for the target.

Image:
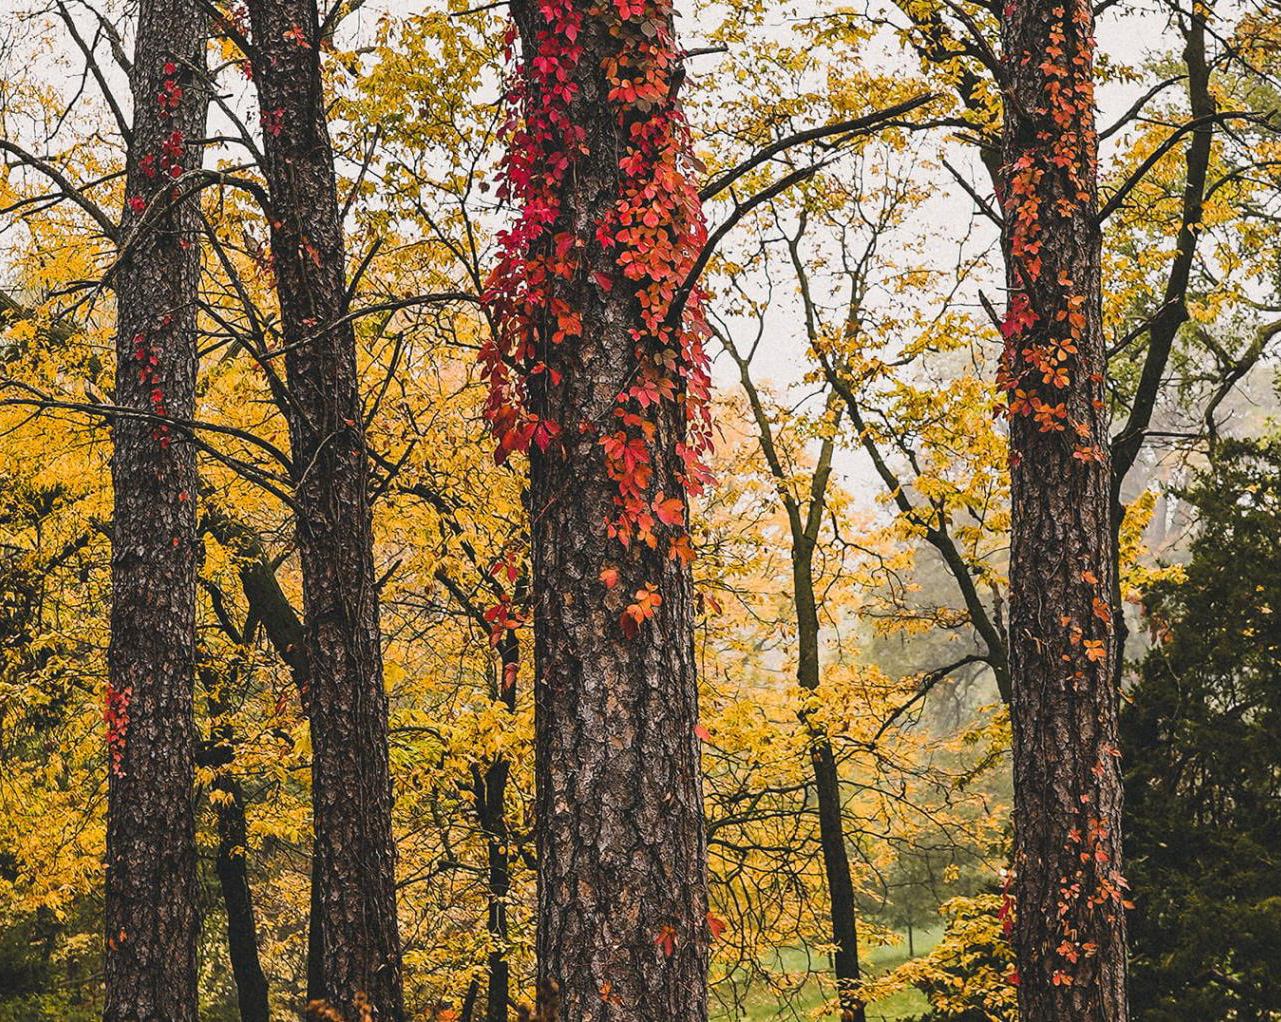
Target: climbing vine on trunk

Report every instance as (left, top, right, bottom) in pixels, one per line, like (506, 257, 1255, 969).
(998, 0, 1130, 1018)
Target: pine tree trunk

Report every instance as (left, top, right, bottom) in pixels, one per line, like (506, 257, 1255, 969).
(243, 2, 403, 1018)
(104, 5, 207, 1020)
(529, 393, 707, 1022)
(1000, 0, 1129, 1018)
(795, 550, 864, 1022)
(503, 2, 710, 1017)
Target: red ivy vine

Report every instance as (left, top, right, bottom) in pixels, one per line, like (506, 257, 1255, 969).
(996, 0, 1103, 464)
(480, 0, 713, 618)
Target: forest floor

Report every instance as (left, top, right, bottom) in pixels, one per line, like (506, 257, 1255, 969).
(713, 926, 944, 1020)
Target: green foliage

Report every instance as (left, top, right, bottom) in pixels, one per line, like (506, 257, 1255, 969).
(1123, 438, 1281, 1021)
(0, 900, 99, 1022)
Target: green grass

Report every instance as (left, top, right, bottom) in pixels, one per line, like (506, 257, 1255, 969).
(716, 927, 942, 1021)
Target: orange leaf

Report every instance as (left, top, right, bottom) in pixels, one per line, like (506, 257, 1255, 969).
(653, 493, 684, 527)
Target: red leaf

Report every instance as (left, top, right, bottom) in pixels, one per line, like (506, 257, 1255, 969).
(654, 925, 677, 957)
(653, 493, 684, 527)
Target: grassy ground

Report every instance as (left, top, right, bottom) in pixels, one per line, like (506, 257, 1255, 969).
(717, 927, 942, 1021)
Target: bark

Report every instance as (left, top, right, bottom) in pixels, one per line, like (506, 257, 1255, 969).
(510, 3, 709, 1018)
(104, 5, 207, 1021)
(1000, 0, 1129, 1019)
(243, 2, 403, 1017)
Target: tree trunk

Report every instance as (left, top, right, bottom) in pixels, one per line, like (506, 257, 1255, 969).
(1000, 0, 1129, 1019)
(214, 773, 271, 1022)
(473, 631, 519, 1022)
(494, 1, 711, 1018)
(104, 5, 207, 1020)
(200, 659, 271, 1022)
(1108, 8, 1214, 695)
(243, 2, 403, 1018)
(795, 549, 864, 1022)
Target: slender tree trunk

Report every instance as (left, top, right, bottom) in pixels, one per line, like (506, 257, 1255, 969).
(473, 632, 518, 1022)
(795, 549, 864, 1022)
(214, 772, 272, 1022)
(104, 5, 207, 1020)
(205, 508, 321, 1014)
(1000, 0, 1129, 1019)
(200, 659, 271, 1022)
(243, 3, 403, 1018)
(496, 1, 711, 1017)
(1108, 8, 1214, 693)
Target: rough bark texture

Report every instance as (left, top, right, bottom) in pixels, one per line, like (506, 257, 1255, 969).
(104, 6, 207, 1020)
(1000, 0, 1129, 1019)
(511, 4, 709, 1019)
(244, 2, 404, 1018)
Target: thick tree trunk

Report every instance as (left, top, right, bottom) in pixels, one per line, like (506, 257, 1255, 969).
(104, 5, 207, 1021)
(501, 2, 710, 1018)
(795, 550, 864, 1022)
(1000, 0, 1129, 1019)
(530, 400, 706, 1022)
(243, 2, 403, 1018)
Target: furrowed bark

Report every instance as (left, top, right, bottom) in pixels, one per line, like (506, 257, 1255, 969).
(104, 5, 207, 1021)
(507, 2, 710, 1017)
(242, 2, 404, 1017)
(1000, 0, 1129, 1019)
